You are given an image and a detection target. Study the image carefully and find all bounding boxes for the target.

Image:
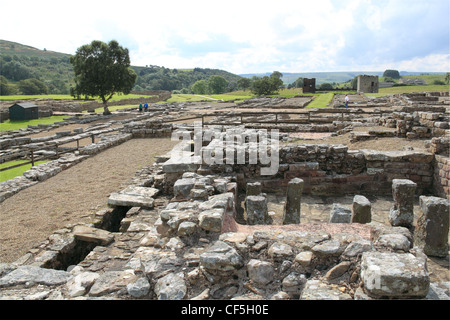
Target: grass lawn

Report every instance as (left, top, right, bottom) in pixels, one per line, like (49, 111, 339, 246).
(0, 94, 74, 101)
(306, 92, 335, 108)
(0, 93, 152, 102)
(366, 84, 449, 97)
(0, 115, 68, 132)
(165, 94, 214, 103)
(0, 160, 47, 182)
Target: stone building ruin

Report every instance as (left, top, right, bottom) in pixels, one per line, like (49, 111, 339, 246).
(0, 91, 449, 301)
(302, 78, 316, 93)
(357, 75, 379, 94)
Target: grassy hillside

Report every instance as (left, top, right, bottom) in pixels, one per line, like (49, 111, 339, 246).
(131, 66, 243, 92)
(1, 40, 243, 95)
(0, 40, 75, 94)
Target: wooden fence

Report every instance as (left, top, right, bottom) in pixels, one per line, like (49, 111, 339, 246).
(1, 128, 121, 172)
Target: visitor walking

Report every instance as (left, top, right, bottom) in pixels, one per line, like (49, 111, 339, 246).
(139, 103, 143, 112)
(144, 102, 148, 112)
(345, 95, 349, 109)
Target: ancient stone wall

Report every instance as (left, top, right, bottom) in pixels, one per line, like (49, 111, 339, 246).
(433, 155, 450, 199)
(357, 75, 379, 94)
(198, 140, 435, 196)
(122, 119, 173, 138)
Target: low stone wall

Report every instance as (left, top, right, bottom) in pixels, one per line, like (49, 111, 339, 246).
(122, 119, 173, 138)
(198, 140, 435, 196)
(433, 155, 450, 199)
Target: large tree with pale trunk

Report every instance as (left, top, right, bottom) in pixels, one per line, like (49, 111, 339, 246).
(70, 40, 137, 115)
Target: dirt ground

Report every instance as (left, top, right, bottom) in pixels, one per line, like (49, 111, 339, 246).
(0, 138, 178, 263)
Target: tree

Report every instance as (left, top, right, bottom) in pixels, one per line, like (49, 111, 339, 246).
(18, 78, 48, 95)
(319, 83, 333, 90)
(191, 80, 208, 94)
(445, 73, 450, 85)
(0, 76, 17, 95)
(237, 78, 252, 91)
(70, 40, 137, 114)
(207, 75, 228, 94)
(288, 77, 304, 89)
(383, 69, 400, 79)
(251, 72, 284, 96)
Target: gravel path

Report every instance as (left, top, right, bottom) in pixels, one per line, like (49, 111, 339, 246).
(0, 138, 178, 263)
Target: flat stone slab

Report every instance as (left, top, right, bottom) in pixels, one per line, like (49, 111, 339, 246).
(360, 252, 429, 298)
(108, 187, 158, 209)
(0, 265, 72, 288)
(162, 156, 201, 173)
(108, 193, 155, 209)
(120, 186, 159, 198)
(73, 225, 114, 246)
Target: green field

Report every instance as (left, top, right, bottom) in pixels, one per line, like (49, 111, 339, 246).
(366, 84, 449, 97)
(306, 92, 335, 108)
(0, 94, 74, 101)
(0, 160, 47, 182)
(0, 115, 68, 132)
(0, 93, 153, 102)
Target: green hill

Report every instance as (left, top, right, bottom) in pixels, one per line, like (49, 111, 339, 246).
(0, 40, 75, 94)
(0, 40, 243, 95)
(131, 66, 243, 92)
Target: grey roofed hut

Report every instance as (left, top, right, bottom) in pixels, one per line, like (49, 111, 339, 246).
(9, 102, 39, 121)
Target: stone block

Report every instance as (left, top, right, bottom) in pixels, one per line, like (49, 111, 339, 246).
(154, 272, 187, 300)
(246, 195, 270, 225)
(415, 196, 449, 257)
(283, 178, 304, 225)
(198, 209, 224, 233)
(352, 195, 372, 223)
(246, 182, 262, 196)
(162, 156, 201, 173)
(247, 259, 275, 285)
(360, 252, 429, 299)
(268, 242, 294, 260)
(200, 241, 244, 273)
(329, 203, 352, 223)
(173, 178, 195, 199)
(389, 179, 416, 228)
(72, 225, 114, 246)
(107, 193, 154, 209)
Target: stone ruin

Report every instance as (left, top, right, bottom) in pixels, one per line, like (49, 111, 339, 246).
(357, 75, 379, 94)
(0, 92, 449, 301)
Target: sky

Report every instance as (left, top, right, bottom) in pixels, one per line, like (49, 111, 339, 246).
(1, 0, 449, 74)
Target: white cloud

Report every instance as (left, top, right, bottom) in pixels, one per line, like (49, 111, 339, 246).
(1, 0, 448, 73)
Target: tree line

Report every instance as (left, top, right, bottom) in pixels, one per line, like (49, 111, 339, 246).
(0, 53, 73, 95)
